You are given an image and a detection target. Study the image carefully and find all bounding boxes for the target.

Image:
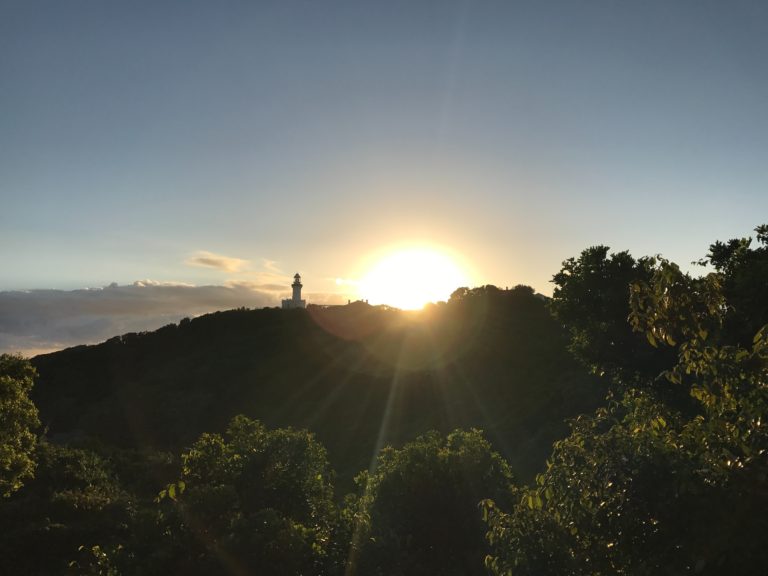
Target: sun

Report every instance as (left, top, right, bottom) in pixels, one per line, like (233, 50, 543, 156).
(359, 247, 471, 310)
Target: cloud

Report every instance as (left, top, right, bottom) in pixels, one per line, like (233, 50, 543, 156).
(186, 251, 249, 272)
(226, 280, 287, 292)
(0, 281, 279, 357)
(262, 259, 283, 274)
(224, 264, 296, 295)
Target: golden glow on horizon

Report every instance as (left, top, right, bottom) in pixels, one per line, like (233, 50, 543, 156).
(359, 247, 471, 310)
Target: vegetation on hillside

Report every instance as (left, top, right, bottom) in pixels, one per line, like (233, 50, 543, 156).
(30, 284, 600, 486)
(0, 225, 766, 575)
(484, 227, 768, 575)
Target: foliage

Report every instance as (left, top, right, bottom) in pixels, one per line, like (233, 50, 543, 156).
(11, 227, 768, 575)
(32, 287, 601, 488)
(0, 441, 130, 575)
(0, 353, 40, 497)
(68, 544, 123, 576)
(485, 241, 768, 575)
(347, 429, 516, 576)
(550, 246, 677, 384)
(33, 441, 129, 513)
(143, 415, 339, 576)
(629, 257, 768, 485)
(18, 287, 601, 574)
(698, 224, 768, 346)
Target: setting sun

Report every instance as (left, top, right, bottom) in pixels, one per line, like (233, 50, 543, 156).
(358, 248, 471, 310)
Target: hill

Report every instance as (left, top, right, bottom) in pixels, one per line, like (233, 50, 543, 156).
(31, 285, 602, 488)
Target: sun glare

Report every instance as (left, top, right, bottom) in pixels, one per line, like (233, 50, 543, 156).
(359, 248, 471, 310)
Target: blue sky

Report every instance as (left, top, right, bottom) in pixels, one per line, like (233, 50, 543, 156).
(2, 1, 767, 352)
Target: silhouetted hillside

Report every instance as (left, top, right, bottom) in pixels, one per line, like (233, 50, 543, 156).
(32, 286, 601, 487)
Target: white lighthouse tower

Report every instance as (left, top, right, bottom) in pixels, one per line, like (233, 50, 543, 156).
(282, 273, 306, 309)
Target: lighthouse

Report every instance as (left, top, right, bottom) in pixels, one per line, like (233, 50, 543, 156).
(282, 273, 307, 309)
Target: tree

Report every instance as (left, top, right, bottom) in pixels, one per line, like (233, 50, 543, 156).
(484, 253, 768, 575)
(699, 224, 768, 347)
(0, 441, 130, 575)
(0, 354, 40, 497)
(145, 415, 339, 576)
(347, 429, 516, 576)
(550, 246, 677, 385)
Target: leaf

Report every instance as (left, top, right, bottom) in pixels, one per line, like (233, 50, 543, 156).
(665, 333, 676, 346)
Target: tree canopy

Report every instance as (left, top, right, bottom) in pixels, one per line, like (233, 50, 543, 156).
(145, 415, 339, 576)
(0, 354, 39, 497)
(550, 246, 677, 385)
(347, 429, 516, 576)
(484, 227, 768, 576)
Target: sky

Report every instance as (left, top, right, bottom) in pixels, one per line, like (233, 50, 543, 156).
(2, 0, 768, 354)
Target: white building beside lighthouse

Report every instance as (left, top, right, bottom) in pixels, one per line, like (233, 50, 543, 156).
(282, 273, 306, 309)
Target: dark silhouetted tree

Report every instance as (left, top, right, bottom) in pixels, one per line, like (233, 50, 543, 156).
(0, 441, 129, 575)
(699, 224, 768, 346)
(485, 246, 768, 576)
(347, 429, 516, 576)
(146, 415, 339, 576)
(550, 247, 677, 385)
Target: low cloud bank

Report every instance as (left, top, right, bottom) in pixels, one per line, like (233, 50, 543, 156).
(0, 281, 281, 357)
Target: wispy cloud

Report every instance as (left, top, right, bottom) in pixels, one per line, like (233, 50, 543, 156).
(186, 251, 249, 272)
(262, 259, 283, 274)
(0, 281, 279, 356)
(225, 260, 294, 296)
